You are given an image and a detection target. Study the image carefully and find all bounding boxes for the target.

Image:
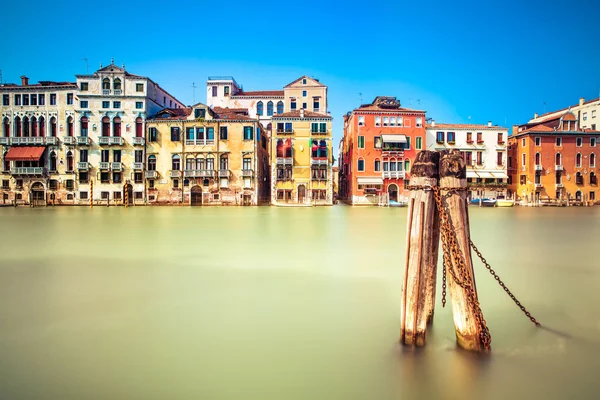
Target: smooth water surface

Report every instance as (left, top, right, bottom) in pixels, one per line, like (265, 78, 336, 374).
(0, 205, 599, 399)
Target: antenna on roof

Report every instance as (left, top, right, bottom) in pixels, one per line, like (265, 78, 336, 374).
(192, 82, 197, 104)
(82, 58, 88, 73)
(0, 70, 2, 85)
(358, 92, 362, 104)
(543, 101, 546, 114)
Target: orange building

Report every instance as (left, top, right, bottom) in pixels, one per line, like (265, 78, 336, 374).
(340, 96, 426, 205)
(508, 110, 599, 205)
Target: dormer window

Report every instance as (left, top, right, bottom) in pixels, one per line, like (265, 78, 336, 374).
(194, 109, 206, 119)
(302, 78, 307, 85)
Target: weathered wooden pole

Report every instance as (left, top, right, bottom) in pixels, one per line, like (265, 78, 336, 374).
(438, 149, 489, 352)
(400, 150, 440, 347)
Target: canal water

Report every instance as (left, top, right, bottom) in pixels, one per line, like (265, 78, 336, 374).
(0, 205, 599, 399)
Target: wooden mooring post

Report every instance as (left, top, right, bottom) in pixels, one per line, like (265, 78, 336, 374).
(400, 151, 440, 346)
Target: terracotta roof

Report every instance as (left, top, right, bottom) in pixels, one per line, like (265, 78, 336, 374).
(426, 123, 507, 130)
(213, 107, 256, 121)
(530, 97, 600, 121)
(356, 104, 425, 113)
(1, 81, 76, 88)
(284, 75, 325, 88)
(272, 110, 332, 119)
(233, 90, 284, 97)
(147, 107, 192, 120)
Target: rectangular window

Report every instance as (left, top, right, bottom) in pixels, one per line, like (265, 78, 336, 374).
(311, 123, 318, 133)
(404, 118, 411, 128)
(583, 112, 588, 121)
(374, 136, 381, 149)
(80, 191, 88, 200)
(80, 101, 88, 108)
(171, 127, 180, 141)
(2, 180, 9, 189)
(358, 116, 365, 126)
(220, 126, 228, 140)
(101, 150, 110, 163)
(465, 151, 473, 165)
(447, 132, 455, 143)
(375, 116, 381, 127)
(136, 102, 143, 109)
(113, 150, 122, 163)
(477, 132, 483, 143)
(224, 86, 230, 96)
(319, 123, 326, 133)
(416, 137, 422, 150)
(100, 172, 110, 183)
(291, 99, 297, 110)
(2, 94, 9, 106)
(576, 137, 582, 147)
(302, 102, 307, 109)
(30, 94, 37, 106)
(113, 172, 122, 184)
(244, 126, 254, 140)
(357, 159, 365, 171)
(535, 137, 541, 146)
(194, 108, 206, 119)
(39, 94, 45, 105)
(475, 152, 482, 165)
(390, 117, 396, 126)
(405, 136, 411, 150)
(521, 153, 526, 166)
(136, 83, 143, 92)
(497, 151, 503, 166)
(23, 94, 29, 106)
(302, 90, 307, 97)
(397, 117, 403, 127)
(113, 101, 121, 108)
(358, 136, 365, 149)
(520, 175, 526, 185)
(466, 132, 472, 143)
(436, 131, 445, 143)
(65, 179, 74, 190)
(522, 138, 526, 147)
(592, 138, 597, 147)
(80, 82, 88, 91)
(556, 137, 562, 146)
(67, 93, 73, 105)
(498, 132, 504, 143)
(374, 160, 381, 172)
(416, 117, 423, 127)
(383, 117, 389, 127)
(79, 172, 88, 183)
(134, 172, 143, 184)
(50, 94, 56, 105)
(149, 127, 157, 142)
(102, 101, 110, 109)
(212, 86, 217, 97)
(313, 99, 319, 111)
(590, 191, 596, 201)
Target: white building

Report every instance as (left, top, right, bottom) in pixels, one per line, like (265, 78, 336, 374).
(528, 97, 599, 131)
(426, 121, 509, 200)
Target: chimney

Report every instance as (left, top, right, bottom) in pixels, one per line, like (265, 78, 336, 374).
(300, 109, 304, 118)
(579, 97, 585, 106)
(534, 113, 538, 119)
(20, 76, 29, 86)
(488, 121, 492, 127)
(431, 120, 436, 127)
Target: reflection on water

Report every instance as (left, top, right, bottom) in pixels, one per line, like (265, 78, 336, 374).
(0, 206, 599, 399)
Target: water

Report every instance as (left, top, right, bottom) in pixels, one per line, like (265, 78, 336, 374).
(0, 205, 599, 399)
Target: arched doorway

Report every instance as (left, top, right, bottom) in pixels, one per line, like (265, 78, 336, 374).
(123, 183, 133, 205)
(575, 190, 582, 202)
(30, 182, 45, 207)
(388, 183, 399, 202)
(298, 184, 306, 203)
(191, 185, 203, 206)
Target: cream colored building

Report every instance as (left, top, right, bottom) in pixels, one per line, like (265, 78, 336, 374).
(529, 97, 599, 131)
(145, 103, 270, 205)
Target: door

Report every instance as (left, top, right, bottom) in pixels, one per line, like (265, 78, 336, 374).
(388, 184, 398, 202)
(191, 185, 203, 206)
(298, 185, 306, 203)
(30, 182, 45, 207)
(123, 183, 133, 205)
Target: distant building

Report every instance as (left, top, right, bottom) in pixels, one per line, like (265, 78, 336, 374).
(340, 96, 426, 205)
(508, 109, 599, 204)
(270, 109, 333, 205)
(145, 103, 270, 205)
(426, 121, 509, 200)
(206, 75, 328, 131)
(529, 97, 599, 131)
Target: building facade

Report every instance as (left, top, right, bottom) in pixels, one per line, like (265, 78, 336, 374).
(270, 110, 333, 205)
(340, 96, 426, 205)
(426, 122, 509, 200)
(145, 103, 270, 205)
(529, 97, 599, 131)
(206, 75, 328, 130)
(508, 110, 599, 204)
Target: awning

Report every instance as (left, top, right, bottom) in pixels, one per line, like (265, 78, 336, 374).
(357, 177, 384, 185)
(490, 172, 508, 179)
(473, 172, 495, 179)
(4, 146, 45, 161)
(381, 134, 407, 143)
(466, 171, 479, 178)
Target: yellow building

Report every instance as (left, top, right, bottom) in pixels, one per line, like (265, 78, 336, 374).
(271, 109, 333, 205)
(145, 103, 269, 205)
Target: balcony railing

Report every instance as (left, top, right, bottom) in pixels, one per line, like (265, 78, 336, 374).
(311, 158, 328, 166)
(276, 174, 293, 181)
(170, 170, 182, 178)
(145, 170, 158, 179)
(113, 90, 122, 96)
(0, 137, 8, 145)
(102, 89, 111, 95)
(311, 130, 328, 135)
(132, 137, 144, 145)
(77, 162, 89, 170)
(276, 129, 294, 134)
(77, 136, 90, 145)
(11, 167, 44, 175)
(110, 137, 123, 145)
(311, 174, 328, 181)
(535, 164, 543, 171)
(63, 136, 76, 145)
(186, 139, 215, 146)
(242, 169, 253, 177)
(381, 148, 405, 156)
(111, 162, 122, 171)
(276, 157, 293, 165)
(383, 171, 406, 179)
(99, 162, 110, 170)
(132, 162, 144, 170)
(555, 183, 564, 188)
(535, 183, 543, 189)
(10, 137, 45, 145)
(555, 165, 563, 171)
(98, 137, 110, 145)
(218, 169, 230, 178)
(45, 137, 58, 145)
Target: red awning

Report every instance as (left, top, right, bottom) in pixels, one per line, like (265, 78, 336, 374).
(4, 146, 45, 161)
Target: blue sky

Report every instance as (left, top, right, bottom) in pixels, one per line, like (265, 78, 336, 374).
(1, 0, 599, 146)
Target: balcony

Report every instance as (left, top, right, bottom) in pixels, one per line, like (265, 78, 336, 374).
(11, 167, 44, 175)
(77, 162, 89, 170)
(98, 137, 110, 145)
(110, 137, 123, 145)
(276, 157, 293, 165)
(311, 130, 328, 135)
(466, 139, 474, 144)
(276, 129, 294, 135)
(555, 183, 564, 188)
(102, 89, 111, 95)
(242, 169, 253, 177)
(555, 165, 563, 171)
(114, 90, 122, 96)
(311, 158, 328, 166)
(201, 170, 215, 178)
(311, 173, 328, 181)
(132, 137, 144, 145)
(111, 162, 122, 171)
(535, 183, 544, 189)
(77, 136, 90, 145)
(535, 164, 543, 171)
(63, 136, 76, 145)
(170, 170, 182, 178)
(383, 171, 406, 179)
(132, 162, 144, 170)
(187, 140, 215, 146)
(145, 170, 158, 179)
(381, 148, 405, 156)
(218, 169, 230, 178)
(45, 136, 58, 145)
(99, 162, 110, 170)
(0, 137, 8, 145)
(10, 137, 45, 145)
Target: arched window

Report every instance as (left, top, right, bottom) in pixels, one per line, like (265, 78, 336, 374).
(555, 153, 561, 165)
(172, 154, 180, 170)
(102, 78, 110, 90)
(311, 140, 318, 158)
(277, 101, 284, 115)
(148, 155, 156, 171)
(102, 116, 110, 137)
(50, 117, 57, 137)
(23, 117, 29, 137)
(14, 116, 21, 137)
(113, 78, 121, 90)
(357, 157, 365, 171)
(535, 152, 541, 165)
(113, 117, 121, 137)
(39, 116, 45, 137)
(319, 140, 327, 158)
(267, 101, 274, 116)
(49, 151, 57, 172)
(590, 171, 597, 185)
(576, 171, 583, 185)
(576, 152, 582, 168)
(374, 158, 381, 172)
(205, 155, 214, 170)
(389, 157, 397, 171)
(404, 159, 411, 173)
(195, 157, 205, 171)
(591, 153, 596, 168)
(31, 117, 38, 137)
(277, 139, 284, 158)
(66, 151, 74, 171)
(67, 116, 74, 137)
(80, 117, 88, 137)
(135, 117, 143, 138)
(3, 117, 10, 138)
(220, 155, 228, 170)
(257, 101, 264, 116)
(284, 138, 292, 158)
